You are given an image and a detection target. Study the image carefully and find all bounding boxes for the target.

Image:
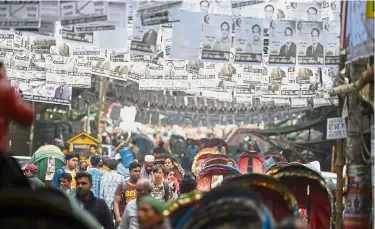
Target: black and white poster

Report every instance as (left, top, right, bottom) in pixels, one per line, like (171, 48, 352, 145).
(268, 67, 288, 86)
(0, 1, 40, 29)
(136, 1, 183, 14)
(231, 0, 265, 9)
(61, 25, 94, 44)
(163, 60, 189, 90)
(242, 65, 264, 84)
(201, 14, 232, 62)
(269, 20, 296, 65)
(45, 55, 68, 86)
(323, 20, 340, 65)
(286, 2, 321, 21)
(263, 1, 286, 19)
(130, 15, 159, 54)
(8, 51, 30, 81)
(170, 10, 201, 60)
(297, 21, 324, 66)
(108, 52, 129, 81)
(67, 57, 92, 88)
(140, 6, 180, 26)
(0, 31, 14, 52)
(291, 98, 308, 108)
(322, 66, 337, 90)
(295, 67, 320, 85)
(30, 35, 56, 54)
(280, 84, 300, 97)
(191, 63, 216, 89)
(234, 17, 262, 64)
(140, 64, 164, 90)
(128, 54, 147, 82)
(216, 62, 241, 89)
(60, 1, 109, 25)
(321, 0, 340, 21)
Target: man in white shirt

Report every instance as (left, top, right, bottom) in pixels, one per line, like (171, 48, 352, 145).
(118, 179, 153, 229)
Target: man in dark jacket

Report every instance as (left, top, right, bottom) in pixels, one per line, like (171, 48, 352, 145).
(76, 172, 114, 229)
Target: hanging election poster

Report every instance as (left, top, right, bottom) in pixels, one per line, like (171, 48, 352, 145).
(170, 10, 201, 60)
(45, 55, 68, 86)
(191, 62, 216, 89)
(136, 1, 183, 14)
(280, 84, 300, 97)
(139, 64, 164, 90)
(297, 21, 324, 66)
(235, 83, 256, 98)
(160, 25, 173, 60)
(321, 0, 340, 21)
(60, 1, 109, 25)
(130, 14, 160, 55)
(13, 31, 29, 52)
(300, 84, 317, 98)
(268, 67, 288, 85)
(346, 1, 374, 63)
(242, 65, 263, 85)
(323, 20, 340, 65)
(29, 35, 56, 54)
(327, 118, 347, 140)
(313, 97, 331, 108)
(211, 0, 232, 15)
(234, 17, 262, 64)
(216, 63, 241, 89)
(8, 51, 30, 81)
(201, 14, 232, 62)
(268, 20, 296, 65)
(231, 0, 264, 9)
(259, 84, 280, 97)
(286, 2, 322, 21)
(61, 25, 95, 44)
(67, 58, 92, 88)
(107, 52, 129, 81)
(90, 47, 109, 77)
(291, 98, 308, 108)
(140, 5, 180, 26)
(163, 60, 189, 90)
(295, 67, 320, 85)
(322, 66, 338, 90)
(263, 1, 286, 19)
(128, 54, 147, 82)
(186, 60, 204, 74)
(0, 1, 40, 29)
(0, 30, 14, 52)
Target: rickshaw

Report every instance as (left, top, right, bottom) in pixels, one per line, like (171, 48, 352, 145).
(174, 185, 275, 229)
(28, 145, 66, 183)
(236, 151, 266, 174)
(222, 173, 299, 222)
(165, 192, 203, 229)
(191, 148, 219, 175)
(272, 164, 333, 229)
(196, 164, 242, 192)
(154, 153, 185, 182)
(201, 154, 231, 168)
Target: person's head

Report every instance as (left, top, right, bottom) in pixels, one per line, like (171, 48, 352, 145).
(24, 164, 38, 178)
(90, 155, 101, 168)
(62, 144, 69, 155)
(270, 20, 276, 29)
(164, 157, 174, 169)
(75, 172, 92, 196)
(311, 28, 320, 45)
(158, 140, 164, 148)
(297, 21, 303, 30)
(204, 14, 210, 24)
(236, 18, 241, 27)
(144, 155, 155, 173)
(89, 145, 97, 155)
(307, 7, 318, 21)
(136, 179, 153, 200)
(65, 152, 79, 170)
(325, 23, 330, 31)
(180, 175, 197, 194)
(166, 61, 174, 71)
(284, 27, 293, 44)
(200, 0, 210, 13)
(152, 164, 164, 182)
(129, 161, 142, 182)
(220, 21, 230, 39)
(60, 172, 73, 189)
(291, 2, 297, 9)
(107, 159, 119, 170)
(165, 169, 175, 182)
(251, 24, 261, 41)
(138, 196, 167, 229)
(264, 4, 274, 18)
(226, 160, 235, 167)
(331, 2, 336, 10)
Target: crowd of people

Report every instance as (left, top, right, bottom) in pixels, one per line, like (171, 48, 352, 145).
(24, 141, 198, 229)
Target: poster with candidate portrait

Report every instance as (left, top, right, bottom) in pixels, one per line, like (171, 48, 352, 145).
(234, 17, 262, 64)
(263, 1, 286, 20)
(163, 60, 189, 90)
(322, 66, 338, 90)
(269, 20, 296, 65)
(286, 2, 322, 21)
(139, 64, 164, 90)
(108, 52, 130, 81)
(294, 67, 320, 85)
(297, 21, 324, 66)
(323, 20, 340, 65)
(130, 14, 160, 54)
(191, 62, 216, 89)
(268, 67, 288, 85)
(201, 14, 232, 62)
(216, 63, 241, 89)
(321, 0, 340, 21)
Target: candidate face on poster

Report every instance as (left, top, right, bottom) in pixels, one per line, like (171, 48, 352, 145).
(321, 0, 340, 21)
(269, 20, 296, 65)
(297, 21, 324, 66)
(234, 17, 262, 64)
(323, 20, 340, 65)
(201, 14, 232, 62)
(286, 2, 321, 21)
(130, 15, 159, 54)
(263, 2, 285, 19)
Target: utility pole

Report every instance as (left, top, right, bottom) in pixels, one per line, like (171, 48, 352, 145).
(28, 102, 35, 156)
(97, 76, 108, 143)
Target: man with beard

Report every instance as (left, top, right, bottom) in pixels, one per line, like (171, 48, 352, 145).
(75, 172, 114, 229)
(114, 161, 142, 226)
(118, 179, 153, 229)
(140, 155, 155, 182)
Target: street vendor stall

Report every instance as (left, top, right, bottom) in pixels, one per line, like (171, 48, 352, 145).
(67, 132, 99, 165)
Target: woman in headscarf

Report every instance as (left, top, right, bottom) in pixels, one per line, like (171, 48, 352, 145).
(138, 196, 171, 229)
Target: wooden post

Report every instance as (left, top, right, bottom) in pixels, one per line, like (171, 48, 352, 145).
(331, 145, 336, 172)
(97, 76, 108, 143)
(28, 102, 35, 156)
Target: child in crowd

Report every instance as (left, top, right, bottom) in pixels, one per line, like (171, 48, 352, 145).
(165, 168, 179, 199)
(59, 173, 76, 196)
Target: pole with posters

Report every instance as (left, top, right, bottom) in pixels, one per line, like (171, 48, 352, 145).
(97, 76, 108, 143)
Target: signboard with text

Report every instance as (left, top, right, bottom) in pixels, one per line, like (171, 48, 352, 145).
(327, 117, 347, 140)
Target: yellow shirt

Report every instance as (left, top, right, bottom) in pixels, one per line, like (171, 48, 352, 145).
(65, 169, 77, 188)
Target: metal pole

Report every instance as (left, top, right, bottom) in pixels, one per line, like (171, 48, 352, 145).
(86, 103, 90, 134)
(97, 76, 108, 143)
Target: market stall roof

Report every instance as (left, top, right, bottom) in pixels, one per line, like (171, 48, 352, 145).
(67, 132, 99, 144)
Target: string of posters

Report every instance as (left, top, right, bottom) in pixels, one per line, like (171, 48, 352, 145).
(0, 0, 345, 107)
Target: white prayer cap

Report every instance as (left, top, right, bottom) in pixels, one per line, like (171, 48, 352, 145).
(144, 155, 155, 162)
(115, 154, 121, 160)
